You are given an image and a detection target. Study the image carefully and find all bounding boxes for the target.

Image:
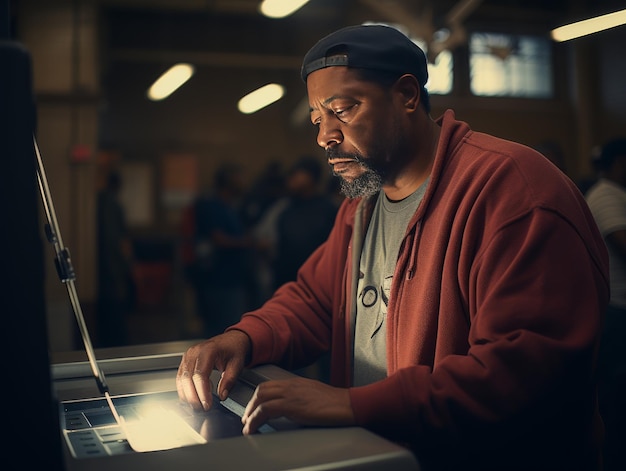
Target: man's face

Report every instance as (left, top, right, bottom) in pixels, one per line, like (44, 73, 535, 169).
(306, 66, 408, 198)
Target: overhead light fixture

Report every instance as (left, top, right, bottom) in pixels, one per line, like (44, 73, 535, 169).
(259, 0, 310, 19)
(238, 83, 285, 114)
(551, 8, 626, 42)
(147, 63, 194, 101)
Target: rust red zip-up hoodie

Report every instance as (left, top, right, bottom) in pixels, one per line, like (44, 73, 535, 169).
(230, 110, 609, 470)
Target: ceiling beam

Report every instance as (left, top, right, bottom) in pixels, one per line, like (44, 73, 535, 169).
(109, 49, 303, 69)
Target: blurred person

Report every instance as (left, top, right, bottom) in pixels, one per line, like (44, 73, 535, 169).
(272, 155, 338, 290)
(190, 162, 256, 338)
(250, 197, 288, 304)
(578, 144, 604, 196)
(240, 160, 286, 228)
(96, 170, 135, 347)
(252, 156, 337, 302)
(252, 157, 338, 381)
(585, 137, 626, 471)
(177, 25, 609, 471)
(239, 160, 287, 308)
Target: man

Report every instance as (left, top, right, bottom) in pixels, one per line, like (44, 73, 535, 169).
(96, 171, 134, 347)
(177, 25, 609, 470)
(585, 138, 626, 471)
(190, 162, 256, 338)
(272, 155, 338, 290)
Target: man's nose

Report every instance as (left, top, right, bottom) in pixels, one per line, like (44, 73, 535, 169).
(317, 119, 342, 149)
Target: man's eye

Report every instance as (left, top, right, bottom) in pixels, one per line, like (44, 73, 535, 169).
(310, 113, 321, 126)
(334, 107, 354, 120)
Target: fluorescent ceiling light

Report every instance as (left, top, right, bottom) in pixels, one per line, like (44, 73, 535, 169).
(259, 0, 310, 19)
(147, 63, 194, 101)
(238, 83, 285, 114)
(551, 8, 626, 42)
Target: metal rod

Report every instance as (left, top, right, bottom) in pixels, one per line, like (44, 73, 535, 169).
(33, 135, 112, 399)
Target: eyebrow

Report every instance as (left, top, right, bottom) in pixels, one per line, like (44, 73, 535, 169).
(308, 94, 351, 113)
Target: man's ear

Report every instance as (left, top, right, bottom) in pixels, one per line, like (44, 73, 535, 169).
(393, 74, 421, 111)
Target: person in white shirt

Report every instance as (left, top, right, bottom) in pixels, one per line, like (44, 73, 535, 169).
(585, 137, 626, 471)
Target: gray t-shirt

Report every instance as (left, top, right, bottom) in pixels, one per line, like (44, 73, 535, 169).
(353, 180, 429, 386)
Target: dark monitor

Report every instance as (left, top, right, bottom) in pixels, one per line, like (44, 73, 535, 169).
(0, 40, 65, 470)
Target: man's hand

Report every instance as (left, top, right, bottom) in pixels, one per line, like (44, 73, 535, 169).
(176, 330, 251, 411)
(241, 376, 355, 434)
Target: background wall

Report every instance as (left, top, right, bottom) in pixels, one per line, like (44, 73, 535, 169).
(9, 0, 626, 351)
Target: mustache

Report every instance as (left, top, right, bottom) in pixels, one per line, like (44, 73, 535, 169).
(326, 148, 363, 163)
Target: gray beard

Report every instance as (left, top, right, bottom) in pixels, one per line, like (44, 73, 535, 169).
(327, 148, 387, 199)
(338, 169, 383, 199)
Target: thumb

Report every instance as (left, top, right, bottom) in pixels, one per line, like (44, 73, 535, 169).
(217, 360, 243, 400)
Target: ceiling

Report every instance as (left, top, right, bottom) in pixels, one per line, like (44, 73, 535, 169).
(20, 0, 624, 159)
(98, 0, 608, 67)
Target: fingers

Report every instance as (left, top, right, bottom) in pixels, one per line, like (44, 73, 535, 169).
(192, 370, 213, 411)
(240, 378, 355, 434)
(176, 369, 212, 411)
(176, 332, 251, 411)
(191, 348, 218, 410)
(216, 358, 243, 401)
(176, 364, 188, 402)
(241, 380, 296, 434)
(242, 383, 280, 435)
(215, 330, 251, 400)
(176, 344, 215, 411)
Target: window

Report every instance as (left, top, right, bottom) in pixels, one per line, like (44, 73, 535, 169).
(363, 22, 453, 95)
(469, 32, 553, 98)
(414, 38, 453, 95)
